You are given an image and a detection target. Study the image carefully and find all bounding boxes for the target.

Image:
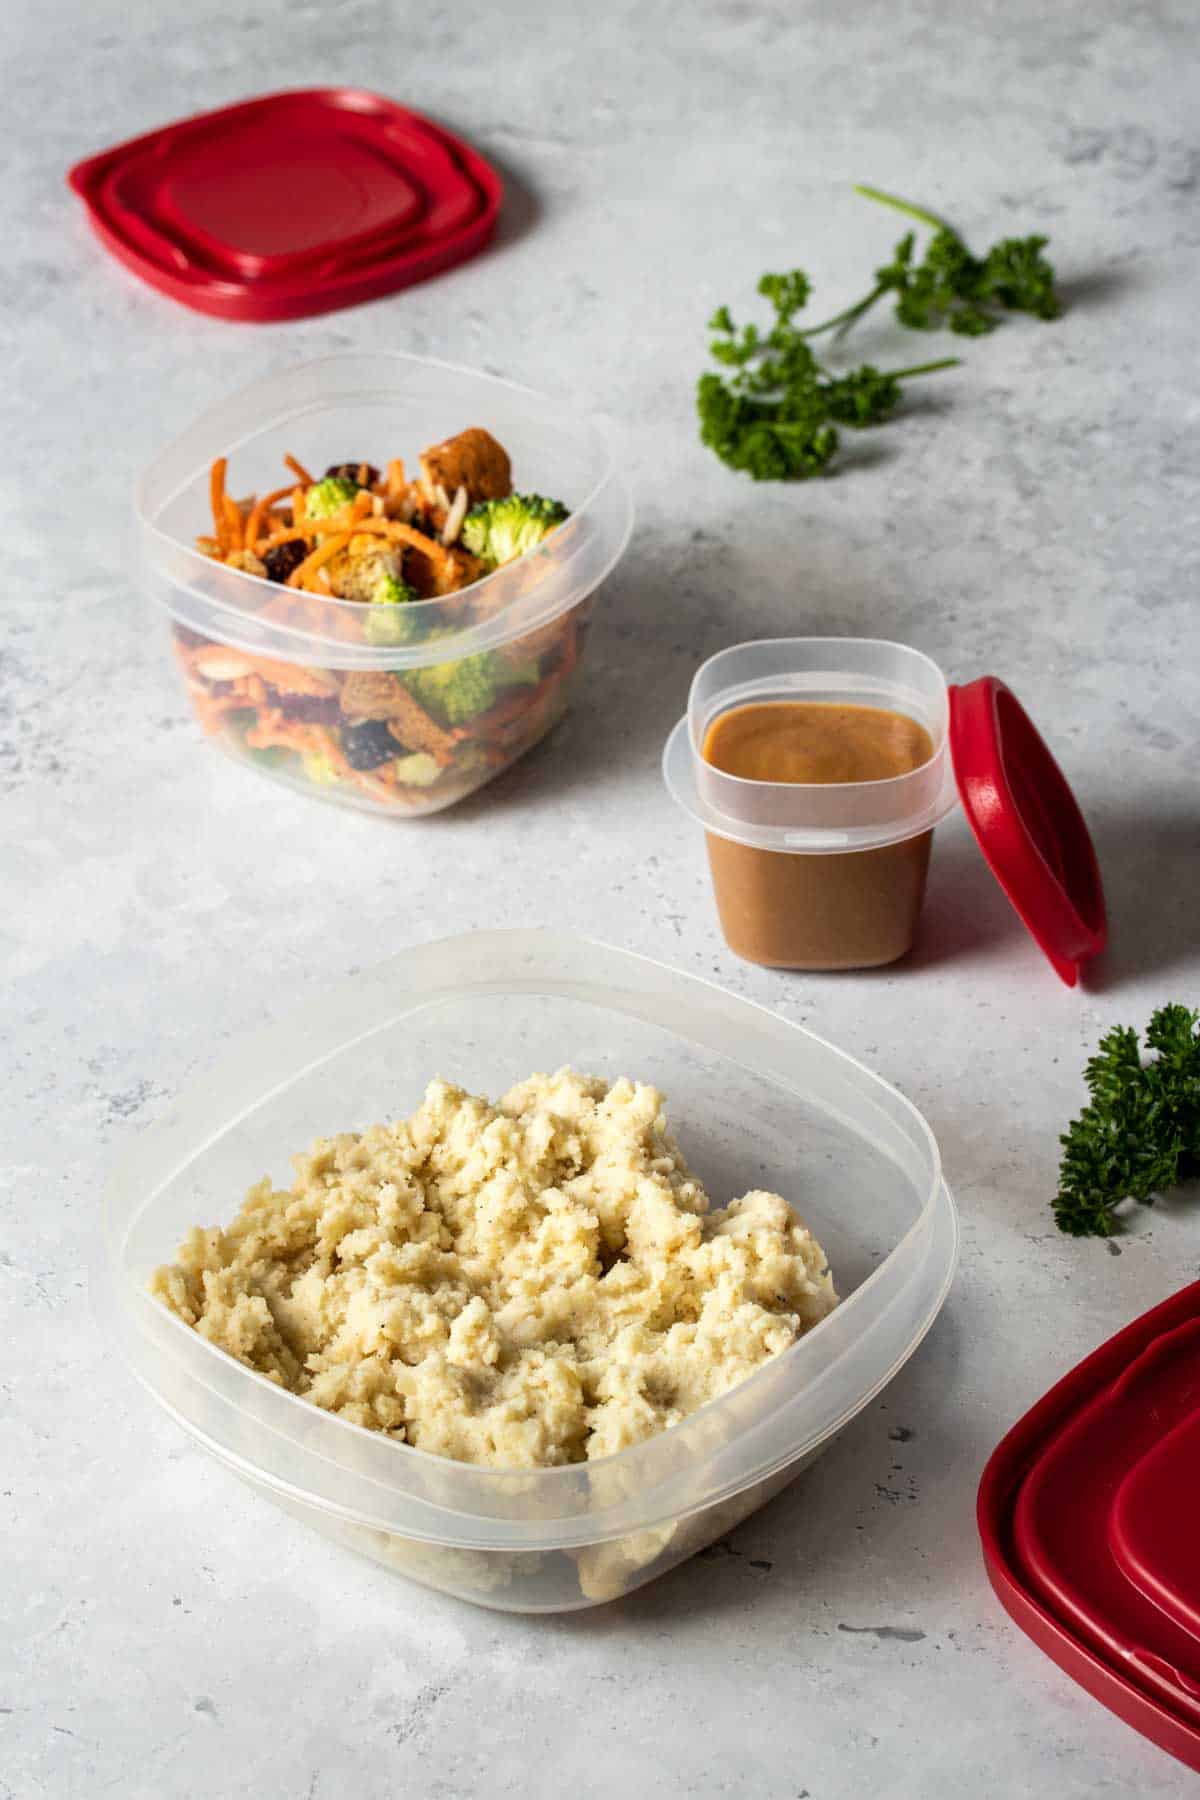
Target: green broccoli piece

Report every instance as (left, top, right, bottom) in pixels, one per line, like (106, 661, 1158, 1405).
(375, 572, 416, 604)
(404, 651, 541, 726)
(495, 656, 541, 691)
(461, 494, 569, 567)
(406, 653, 499, 725)
(305, 476, 359, 520)
(363, 572, 424, 646)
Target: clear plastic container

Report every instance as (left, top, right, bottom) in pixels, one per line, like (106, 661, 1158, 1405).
(663, 640, 960, 969)
(96, 929, 957, 1612)
(135, 354, 634, 815)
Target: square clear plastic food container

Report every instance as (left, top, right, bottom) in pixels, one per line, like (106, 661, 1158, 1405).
(134, 354, 634, 816)
(97, 930, 957, 1612)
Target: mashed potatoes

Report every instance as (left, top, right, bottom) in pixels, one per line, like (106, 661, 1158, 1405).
(150, 1070, 837, 1468)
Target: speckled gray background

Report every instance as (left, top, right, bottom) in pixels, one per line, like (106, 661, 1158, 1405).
(5, 0, 1200, 1794)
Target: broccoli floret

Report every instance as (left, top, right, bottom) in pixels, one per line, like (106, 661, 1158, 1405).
(496, 656, 541, 690)
(405, 650, 542, 725)
(460, 493, 569, 566)
(405, 653, 498, 725)
(305, 475, 359, 520)
(375, 572, 417, 604)
(363, 572, 424, 646)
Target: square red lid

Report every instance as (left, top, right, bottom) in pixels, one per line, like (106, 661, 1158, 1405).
(979, 1279, 1200, 1773)
(68, 89, 503, 322)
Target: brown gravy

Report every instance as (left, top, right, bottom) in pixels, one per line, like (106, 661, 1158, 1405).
(701, 701, 935, 971)
(703, 700, 933, 786)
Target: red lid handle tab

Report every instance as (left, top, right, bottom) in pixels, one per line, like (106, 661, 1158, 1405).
(948, 677, 1107, 986)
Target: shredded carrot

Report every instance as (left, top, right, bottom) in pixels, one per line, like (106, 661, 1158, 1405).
(210, 457, 229, 549)
(333, 515, 462, 570)
(222, 493, 244, 552)
(243, 484, 295, 551)
(284, 454, 314, 485)
(385, 458, 406, 499)
(286, 533, 353, 589)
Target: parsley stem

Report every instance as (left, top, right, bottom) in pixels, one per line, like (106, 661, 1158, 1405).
(854, 184, 951, 236)
(883, 357, 960, 378)
(800, 285, 887, 339)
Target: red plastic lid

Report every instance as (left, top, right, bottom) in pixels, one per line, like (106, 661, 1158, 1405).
(67, 89, 502, 322)
(979, 1279, 1200, 1773)
(948, 676, 1106, 986)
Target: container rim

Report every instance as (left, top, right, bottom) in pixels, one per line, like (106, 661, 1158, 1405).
(665, 637, 960, 854)
(132, 351, 634, 668)
(690, 638, 948, 792)
(98, 929, 957, 1548)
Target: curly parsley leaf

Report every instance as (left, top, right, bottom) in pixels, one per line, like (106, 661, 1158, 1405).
(698, 268, 957, 481)
(1053, 1005, 1200, 1237)
(841, 186, 1060, 339)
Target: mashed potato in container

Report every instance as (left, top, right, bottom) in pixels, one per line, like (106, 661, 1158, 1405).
(150, 1069, 837, 1468)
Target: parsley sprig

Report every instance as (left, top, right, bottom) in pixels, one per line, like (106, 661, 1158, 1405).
(1054, 1005, 1200, 1237)
(698, 186, 1061, 482)
(800, 187, 1060, 343)
(698, 272, 958, 483)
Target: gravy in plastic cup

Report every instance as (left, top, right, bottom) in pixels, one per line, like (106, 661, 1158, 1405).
(703, 700, 936, 968)
(663, 641, 959, 971)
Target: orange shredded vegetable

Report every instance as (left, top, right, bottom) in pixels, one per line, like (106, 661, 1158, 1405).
(286, 533, 353, 589)
(209, 457, 229, 549)
(243, 484, 295, 551)
(284, 454, 314, 485)
(222, 494, 244, 553)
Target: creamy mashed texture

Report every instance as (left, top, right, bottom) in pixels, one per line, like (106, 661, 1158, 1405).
(150, 1070, 838, 1468)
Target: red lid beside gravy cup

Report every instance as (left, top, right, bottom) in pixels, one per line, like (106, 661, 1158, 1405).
(663, 637, 1106, 983)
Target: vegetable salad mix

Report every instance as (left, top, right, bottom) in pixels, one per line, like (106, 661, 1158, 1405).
(176, 425, 580, 812)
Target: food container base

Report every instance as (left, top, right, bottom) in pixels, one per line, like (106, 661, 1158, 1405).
(249, 1450, 828, 1613)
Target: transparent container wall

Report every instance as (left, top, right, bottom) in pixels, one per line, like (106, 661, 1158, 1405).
(105, 933, 954, 1611)
(145, 357, 608, 545)
(167, 596, 592, 818)
(124, 992, 923, 1302)
(692, 638, 954, 846)
(251, 1451, 814, 1613)
(137, 356, 631, 812)
(137, 356, 629, 671)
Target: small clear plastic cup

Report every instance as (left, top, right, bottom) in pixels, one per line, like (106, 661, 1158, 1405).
(664, 640, 959, 969)
(135, 353, 634, 816)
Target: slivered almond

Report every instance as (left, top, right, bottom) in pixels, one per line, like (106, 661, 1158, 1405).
(441, 484, 469, 547)
(194, 648, 257, 682)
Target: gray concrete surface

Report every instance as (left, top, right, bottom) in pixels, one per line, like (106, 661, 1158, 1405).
(5, 0, 1200, 1794)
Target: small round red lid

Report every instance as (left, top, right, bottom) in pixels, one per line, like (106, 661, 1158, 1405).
(67, 89, 503, 322)
(979, 1280, 1200, 1774)
(948, 676, 1107, 986)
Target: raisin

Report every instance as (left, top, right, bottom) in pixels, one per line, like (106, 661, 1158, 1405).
(341, 718, 399, 771)
(325, 462, 380, 488)
(275, 693, 341, 725)
(262, 539, 309, 585)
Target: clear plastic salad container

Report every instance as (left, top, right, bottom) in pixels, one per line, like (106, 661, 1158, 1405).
(134, 355, 634, 815)
(96, 930, 958, 1612)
